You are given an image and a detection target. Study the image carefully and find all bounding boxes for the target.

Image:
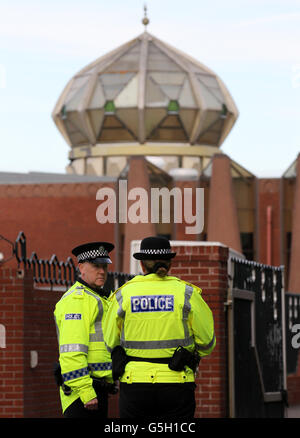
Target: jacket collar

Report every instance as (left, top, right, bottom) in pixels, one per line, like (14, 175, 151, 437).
(77, 278, 106, 297)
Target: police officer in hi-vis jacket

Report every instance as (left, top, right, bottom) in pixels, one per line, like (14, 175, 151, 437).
(54, 241, 115, 418)
(103, 236, 216, 419)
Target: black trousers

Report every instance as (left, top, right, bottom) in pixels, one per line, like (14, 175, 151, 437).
(63, 392, 108, 418)
(119, 382, 196, 419)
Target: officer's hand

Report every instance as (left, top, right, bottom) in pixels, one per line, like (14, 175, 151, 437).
(84, 397, 98, 410)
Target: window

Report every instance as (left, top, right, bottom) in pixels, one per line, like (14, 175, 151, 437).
(241, 233, 254, 261)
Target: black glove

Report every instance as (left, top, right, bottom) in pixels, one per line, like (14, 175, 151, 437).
(111, 346, 128, 381)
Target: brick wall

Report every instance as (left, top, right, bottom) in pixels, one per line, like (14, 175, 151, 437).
(0, 267, 63, 418)
(0, 182, 116, 268)
(22, 270, 63, 417)
(0, 268, 25, 417)
(287, 360, 300, 406)
(170, 242, 229, 418)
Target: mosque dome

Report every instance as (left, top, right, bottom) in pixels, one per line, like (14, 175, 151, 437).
(52, 28, 239, 176)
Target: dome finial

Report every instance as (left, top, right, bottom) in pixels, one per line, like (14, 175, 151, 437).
(142, 4, 149, 31)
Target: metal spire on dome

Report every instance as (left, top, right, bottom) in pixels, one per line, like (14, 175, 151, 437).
(142, 4, 149, 31)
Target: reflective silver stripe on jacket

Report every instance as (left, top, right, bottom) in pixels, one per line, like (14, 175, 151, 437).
(116, 289, 125, 318)
(60, 343, 88, 354)
(121, 336, 194, 350)
(182, 284, 193, 340)
(84, 290, 105, 342)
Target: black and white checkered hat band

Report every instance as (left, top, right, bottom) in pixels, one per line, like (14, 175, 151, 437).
(77, 249, 109, 261)
(139, 249, 172, 255)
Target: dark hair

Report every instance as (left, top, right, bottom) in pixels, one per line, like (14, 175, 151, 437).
(142, 260, 171, 278)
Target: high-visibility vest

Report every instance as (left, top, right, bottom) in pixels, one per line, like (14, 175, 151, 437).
(104, 274, 216, 384)
(54, 281, 112, 413)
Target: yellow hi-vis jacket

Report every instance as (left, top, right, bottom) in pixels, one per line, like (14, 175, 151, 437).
(54, 281, 113, 413)
(103, 273, 216, 384)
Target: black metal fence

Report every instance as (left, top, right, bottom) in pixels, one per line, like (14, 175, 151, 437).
(231, 258, 286, 417)
(14, 231, 133, 293)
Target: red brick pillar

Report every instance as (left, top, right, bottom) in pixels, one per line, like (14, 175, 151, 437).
(207, 154, 242, 253)
(289, 154, 300, 292)
(170, 242, 229, 418)
(122, 157, 156, 273)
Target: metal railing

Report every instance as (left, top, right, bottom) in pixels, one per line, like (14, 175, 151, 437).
(14, 231, 133, 291)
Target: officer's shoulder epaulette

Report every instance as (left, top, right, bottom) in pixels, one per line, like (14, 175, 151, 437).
(71, 285, 85, 299)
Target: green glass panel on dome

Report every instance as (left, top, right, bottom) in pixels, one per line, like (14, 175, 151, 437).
(167, 100, 179, 113)
(60, 105, 67, 120)
(104, 100, 116, 114)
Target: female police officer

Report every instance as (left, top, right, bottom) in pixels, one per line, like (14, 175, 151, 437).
(103, 236, 216, 419)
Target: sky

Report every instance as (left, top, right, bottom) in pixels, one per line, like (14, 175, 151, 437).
(0, 0, 300, 178)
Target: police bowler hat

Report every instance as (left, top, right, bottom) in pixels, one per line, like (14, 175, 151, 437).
(72, 241, 114, 264)
(133, 236, 176, 260)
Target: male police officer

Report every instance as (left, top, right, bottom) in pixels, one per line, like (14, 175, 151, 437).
(103, 236, 216, 419)
(54, 241, 115, 418)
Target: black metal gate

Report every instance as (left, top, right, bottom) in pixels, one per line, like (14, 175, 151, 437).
(227, 258, 287, 418)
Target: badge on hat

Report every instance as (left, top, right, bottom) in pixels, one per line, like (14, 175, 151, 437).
(133, 236, 176, 260)
(72, 241, 114, 264)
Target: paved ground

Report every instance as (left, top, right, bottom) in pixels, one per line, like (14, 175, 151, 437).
(285, 405, 300, 418)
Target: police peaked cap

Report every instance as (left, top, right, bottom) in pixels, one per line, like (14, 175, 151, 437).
(133, 236, 176, 260)
(72, 241, 114, 264)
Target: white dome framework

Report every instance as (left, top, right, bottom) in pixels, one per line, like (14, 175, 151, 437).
(52, 30, 239, 176)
